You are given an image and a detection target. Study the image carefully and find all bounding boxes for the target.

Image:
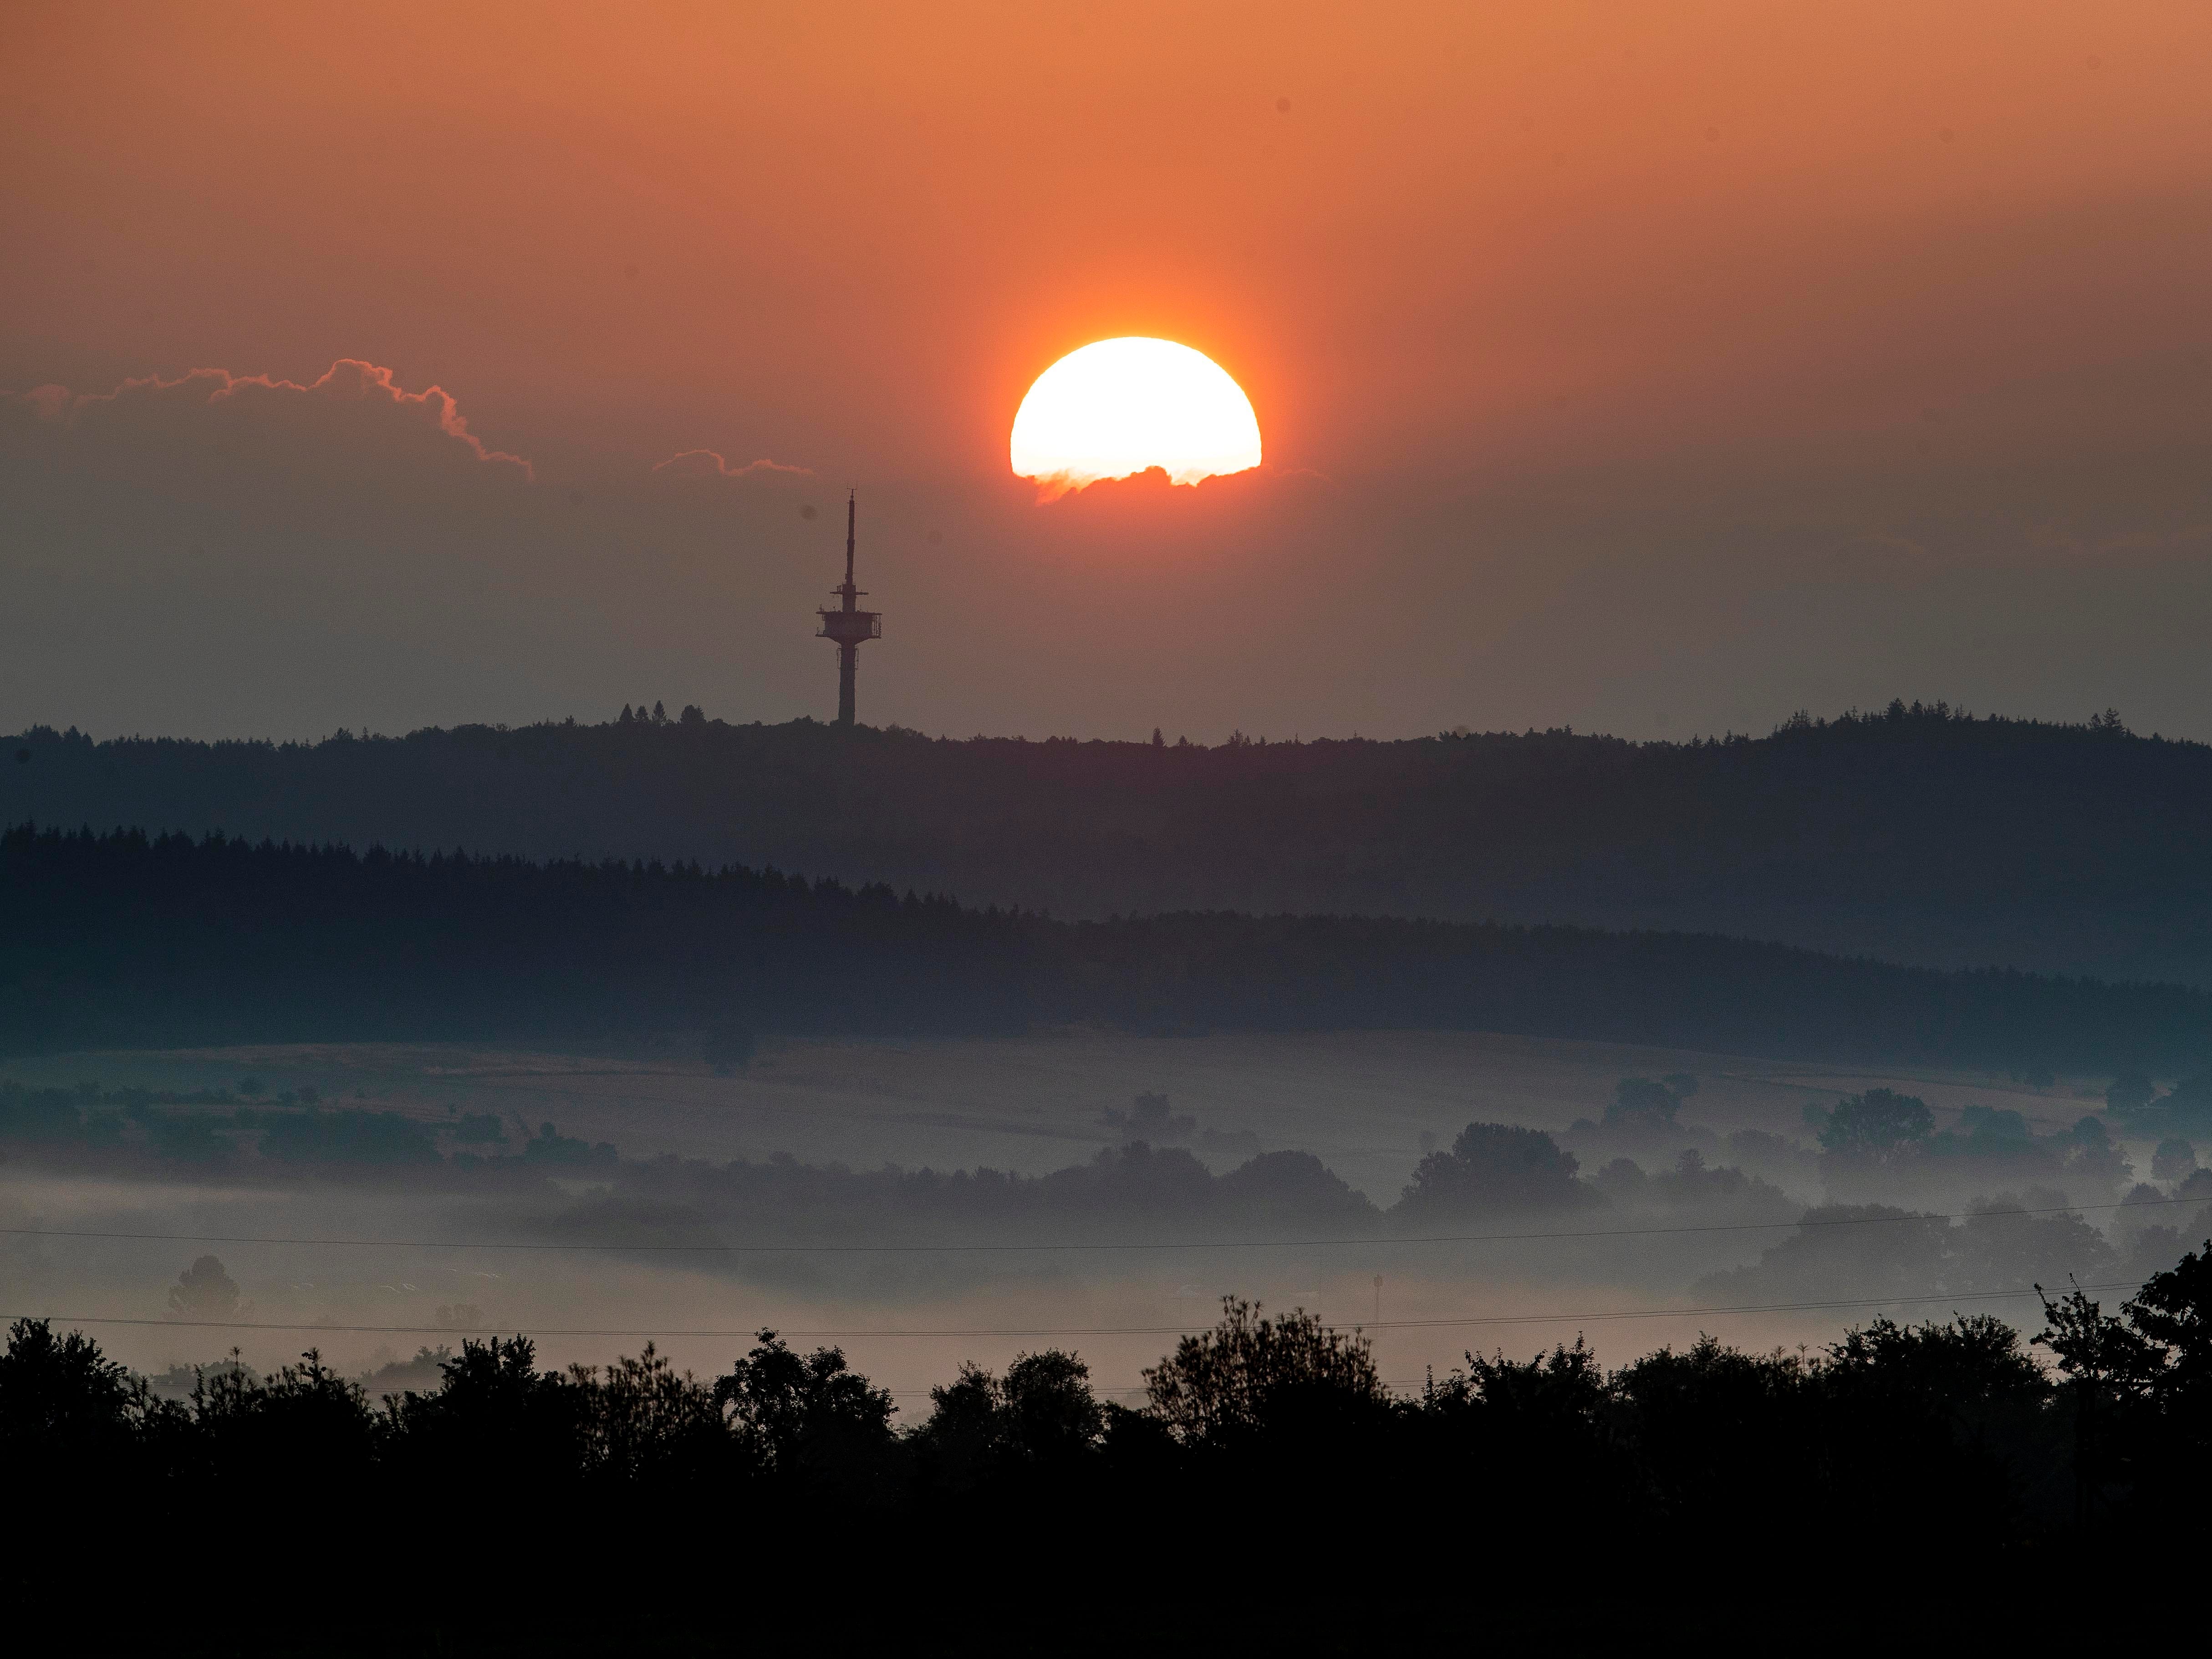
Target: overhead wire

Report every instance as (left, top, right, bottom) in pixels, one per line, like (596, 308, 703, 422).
(0, 1279, 2146, 1343)
(1, 1190, 2200, 1256)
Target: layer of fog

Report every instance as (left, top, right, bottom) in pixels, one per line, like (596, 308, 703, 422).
(4, 1031, 2206, 1408)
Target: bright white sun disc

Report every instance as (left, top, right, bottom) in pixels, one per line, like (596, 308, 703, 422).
(1010, 337, 1262, 489)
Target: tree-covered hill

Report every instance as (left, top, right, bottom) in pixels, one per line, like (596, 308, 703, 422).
(10, 700, 2209, 984)
(6, 822, 2209, 1073)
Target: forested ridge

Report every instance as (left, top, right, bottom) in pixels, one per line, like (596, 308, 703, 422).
(7, 821, 2212, 1073)
(12, 699, 2212, 983)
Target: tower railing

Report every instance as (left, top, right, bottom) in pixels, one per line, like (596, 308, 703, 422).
(813, 489, 881, 724)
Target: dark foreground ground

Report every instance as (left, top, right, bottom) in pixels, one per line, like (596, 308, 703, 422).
(9, 1241, 2207, 1653)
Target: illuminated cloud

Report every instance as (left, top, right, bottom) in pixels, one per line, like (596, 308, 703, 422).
(12, 359, 533, 479)
(652, 449, 813, 480)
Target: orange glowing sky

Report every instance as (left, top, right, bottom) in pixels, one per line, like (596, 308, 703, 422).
(4, 2, 2212, 741)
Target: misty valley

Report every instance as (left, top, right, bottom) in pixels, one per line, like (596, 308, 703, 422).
(7, 1016, 2212, 1646)
(10, 712, 2212, 1649)
(7, 1038, 2210, 1340)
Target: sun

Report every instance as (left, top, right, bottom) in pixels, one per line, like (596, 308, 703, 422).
(1010, 337, 1262, 491)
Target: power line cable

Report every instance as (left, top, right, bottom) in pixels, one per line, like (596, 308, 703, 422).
(3, 1191, 2200, 1256)
(2, 1279, 2145, 1343)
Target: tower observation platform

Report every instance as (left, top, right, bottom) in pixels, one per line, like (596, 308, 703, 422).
(815, 490, 882, 727)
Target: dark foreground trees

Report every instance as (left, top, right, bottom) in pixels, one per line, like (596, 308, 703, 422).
(8, 1248, 2211, 1650)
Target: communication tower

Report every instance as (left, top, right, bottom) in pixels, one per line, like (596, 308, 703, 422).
(815, 490, 882, 727)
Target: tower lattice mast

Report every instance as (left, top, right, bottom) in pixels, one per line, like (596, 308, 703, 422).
(815, 489, 881, 727)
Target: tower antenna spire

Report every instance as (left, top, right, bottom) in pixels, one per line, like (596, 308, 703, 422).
(815, 487, 881, 728)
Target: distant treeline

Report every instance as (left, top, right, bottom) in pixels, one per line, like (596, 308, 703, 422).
(13, 1080, 2205, 1308)
(7, 822, 2212, 1071)
(13, 698, 2212, 983)
(5, 1259, 2209, 1644)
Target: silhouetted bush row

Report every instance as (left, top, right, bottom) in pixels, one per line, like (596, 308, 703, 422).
(6, 823, 2211, 1071)
(5, 1252, 2209, 1640)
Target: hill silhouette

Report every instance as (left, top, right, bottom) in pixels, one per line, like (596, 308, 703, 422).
(10, 699, 2209, 984)
(5, 821, 2209, 1072)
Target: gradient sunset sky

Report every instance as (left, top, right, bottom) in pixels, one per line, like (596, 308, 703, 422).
(5, 2, 2209, 741)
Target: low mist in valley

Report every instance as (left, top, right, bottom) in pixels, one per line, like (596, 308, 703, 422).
(7, 1029, 2203, 1407)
